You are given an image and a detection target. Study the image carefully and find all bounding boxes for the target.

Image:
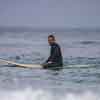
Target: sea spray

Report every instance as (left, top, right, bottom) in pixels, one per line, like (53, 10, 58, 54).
(0, 88, 99, 100)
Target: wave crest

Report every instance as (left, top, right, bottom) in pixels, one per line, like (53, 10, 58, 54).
(0, 88, 99, 100)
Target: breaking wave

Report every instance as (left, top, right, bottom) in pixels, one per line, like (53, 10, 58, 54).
(79, 40, 100, 45)
(0, 88, 99, 100)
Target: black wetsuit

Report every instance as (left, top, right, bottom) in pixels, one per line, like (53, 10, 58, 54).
(43, 43, 63, 69)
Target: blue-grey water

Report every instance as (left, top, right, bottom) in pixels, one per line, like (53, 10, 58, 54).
(0, 31, 100, 100)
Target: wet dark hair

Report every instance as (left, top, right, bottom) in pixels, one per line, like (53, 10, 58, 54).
(48, 35, 55, 40)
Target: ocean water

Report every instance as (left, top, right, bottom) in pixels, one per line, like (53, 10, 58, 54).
(0, 31, 100, 100)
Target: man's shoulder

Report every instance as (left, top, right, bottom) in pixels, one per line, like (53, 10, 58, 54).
(52, 43, 60, 48)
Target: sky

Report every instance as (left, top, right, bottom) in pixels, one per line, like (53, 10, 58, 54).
(0, 0, 100, 28)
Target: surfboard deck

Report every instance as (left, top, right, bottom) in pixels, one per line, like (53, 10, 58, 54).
(0, 58, 96, 69)
(0, 59, 42, 68)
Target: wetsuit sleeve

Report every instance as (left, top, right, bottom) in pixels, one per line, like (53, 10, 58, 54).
(46, 47, 52, 62)
(46, 46, 59, 63)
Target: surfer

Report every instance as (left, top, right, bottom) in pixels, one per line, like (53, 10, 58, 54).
(42, 35, 63, 69)
(0, 35, 63, 69)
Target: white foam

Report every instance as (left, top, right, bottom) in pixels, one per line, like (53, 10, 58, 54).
(0, 88, 52, 100)
(63, 91, 100, 100)
(0, 88, 99, 100)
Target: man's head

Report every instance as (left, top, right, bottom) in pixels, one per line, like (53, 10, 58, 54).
(48, 35, 56, 45)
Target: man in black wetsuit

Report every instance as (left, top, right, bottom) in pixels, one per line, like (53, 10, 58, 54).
(42, 35, 63, 69)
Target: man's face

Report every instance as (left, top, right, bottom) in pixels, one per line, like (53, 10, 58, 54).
(48, 37, 55, 45)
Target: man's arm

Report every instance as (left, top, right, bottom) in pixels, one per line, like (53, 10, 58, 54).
(46, 56, 51, 63)
(46, 46, 59, 63)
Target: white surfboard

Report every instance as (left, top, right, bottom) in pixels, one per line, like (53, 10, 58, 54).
(0, 58, 96, 69)
(0, 58, 42, 68)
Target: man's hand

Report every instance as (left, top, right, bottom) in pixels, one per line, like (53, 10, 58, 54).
(48, 61, 52, 64)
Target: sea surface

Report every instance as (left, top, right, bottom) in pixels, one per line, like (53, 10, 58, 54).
(0, 30, 100, 100)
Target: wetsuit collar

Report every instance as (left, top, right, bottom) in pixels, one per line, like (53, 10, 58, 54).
(50, 42, 56, 46)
